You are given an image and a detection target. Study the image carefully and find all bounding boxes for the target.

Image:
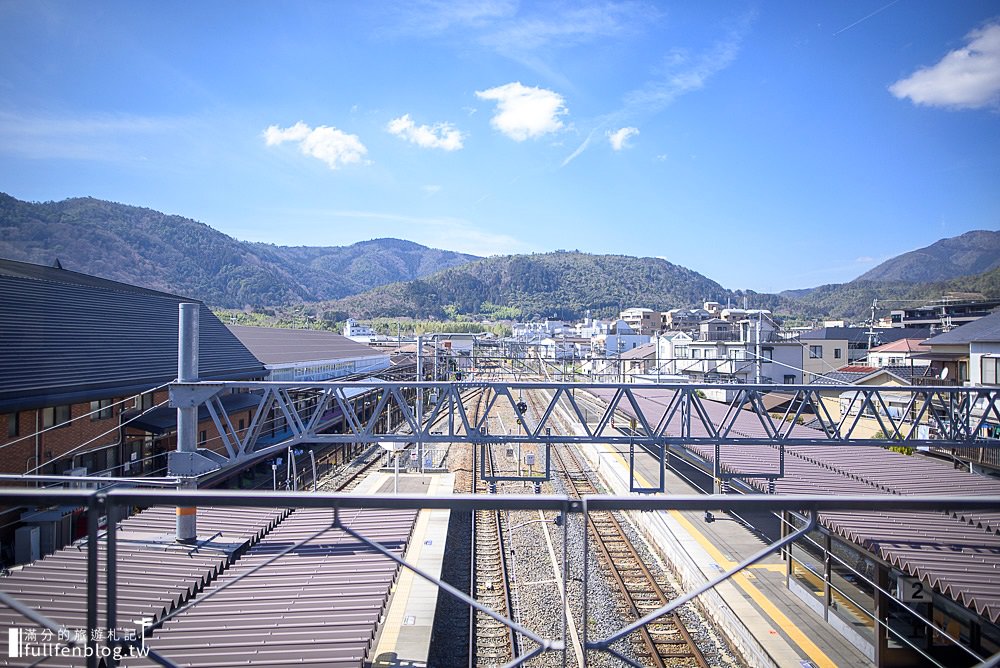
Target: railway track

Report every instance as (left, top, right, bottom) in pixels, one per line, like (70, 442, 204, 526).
(469, 387, 520, 666)
(530, 390, 710, 668)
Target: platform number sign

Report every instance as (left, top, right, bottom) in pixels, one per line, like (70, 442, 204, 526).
(898, 576, 931, 603)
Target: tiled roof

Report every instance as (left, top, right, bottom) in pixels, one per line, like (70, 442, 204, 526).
(923, 309, 1000, 345)
(0, 258, 265, 411)
(872, 327, 932, 345)
(620, 342, 657, 359)
(798, 327, 870, 342)
(821, 364, 934, 385)
(870, 338, 928, 353)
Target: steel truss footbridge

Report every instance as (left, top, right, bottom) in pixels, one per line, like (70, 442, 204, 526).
(169, 378, 1000, 481)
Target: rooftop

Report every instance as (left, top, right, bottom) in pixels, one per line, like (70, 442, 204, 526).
(227, 325, 387, 365)
(0, 259, 264, 411)
(923, 309, 1000, 346)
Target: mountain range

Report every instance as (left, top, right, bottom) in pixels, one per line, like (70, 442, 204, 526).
(854, 230, 1000, 283)
(1, 192, 997, 321)
(0, 193, 477, 307)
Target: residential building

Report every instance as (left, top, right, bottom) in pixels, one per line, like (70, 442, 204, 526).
(539, 336, 592, 361)
(601, 320, 651, 357)
(798, 327, 868, 382)
(798, 327, 929, 383)
(916, 310, 1000, 387)
(821, 365, 934, 386)
(890, 298, 1000, 331)
(815, 367, 927, 440)
(618, 307, 658, 336)
(866, 338, 932, 369)
(665, 316, 804, 395)
(620, 342, 658, 382)
(660, 307, 711, 331)
(654, 331, 695, 375)
(513, 319, 566, 338)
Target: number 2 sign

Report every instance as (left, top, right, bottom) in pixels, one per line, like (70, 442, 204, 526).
(898, 576, 931, 603)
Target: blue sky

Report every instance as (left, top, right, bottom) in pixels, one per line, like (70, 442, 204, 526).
(1, 1, 998, 293)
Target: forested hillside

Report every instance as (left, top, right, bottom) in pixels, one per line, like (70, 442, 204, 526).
(0, 193, 477, 307)
(321, 251, 797, 320)
(783, 267, 1000, 320)
(854, 230, 1000, 283)
(3, 191, 996, 323)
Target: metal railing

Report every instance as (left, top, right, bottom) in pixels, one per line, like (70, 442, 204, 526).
(1, 489, 999, 667)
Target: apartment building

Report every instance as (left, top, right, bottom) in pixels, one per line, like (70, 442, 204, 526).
(618, 307, 658, 335)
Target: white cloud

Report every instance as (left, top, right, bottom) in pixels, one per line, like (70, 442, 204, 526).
(475, 82, 568, 141)
(263, 121, 368, 170)
(607, 126, 639, 151)
(561, 126, 601, 168)
(889, 23, 1000, 110)
(386, 114, 464, 150)
(422, 185, 442, 196)
(624, 12, 753, 115)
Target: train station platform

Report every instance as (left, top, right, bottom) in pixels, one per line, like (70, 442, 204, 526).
(357, 471, 455, 668)
(582, 442, 872, 668)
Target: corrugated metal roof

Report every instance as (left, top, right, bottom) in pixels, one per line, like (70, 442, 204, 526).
(0, 259, 266, 411)
(0, 505, 286, 658)
(133, 506, 417, 667)
(592, 386, 1000, 623)
(227, 325, 388, 366)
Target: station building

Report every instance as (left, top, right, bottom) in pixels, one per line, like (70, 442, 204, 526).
(0, 258, 266, 559)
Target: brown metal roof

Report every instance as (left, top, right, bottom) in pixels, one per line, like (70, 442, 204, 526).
(133, 506, 418, 667)
(0, 505, 286, 655)
(592, 386, 1000, 623)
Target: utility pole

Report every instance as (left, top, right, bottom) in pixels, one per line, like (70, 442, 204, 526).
(867, 299, 878, 352)
(755, 310, 762, 384)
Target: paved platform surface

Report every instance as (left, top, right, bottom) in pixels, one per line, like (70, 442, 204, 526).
(588, 441, 873, 668)
(362, 472, 455, 668)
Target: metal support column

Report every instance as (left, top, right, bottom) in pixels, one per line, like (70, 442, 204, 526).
(416, 335, 424, 472)
(176, 303, 198, 544)
(86, 493, 99, 668)
(106, 501, 118, 662)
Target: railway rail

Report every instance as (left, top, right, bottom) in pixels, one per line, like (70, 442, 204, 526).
(554, 444, 709, 667)
(523, 387, 710, 668)
(468, 387, 520, 666)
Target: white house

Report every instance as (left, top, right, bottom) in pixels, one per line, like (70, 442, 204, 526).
(343, 318, 377, 343)
(668, 315, 804, 390)
(866, 338, 932, 368)
(602, 320, 651, 357)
